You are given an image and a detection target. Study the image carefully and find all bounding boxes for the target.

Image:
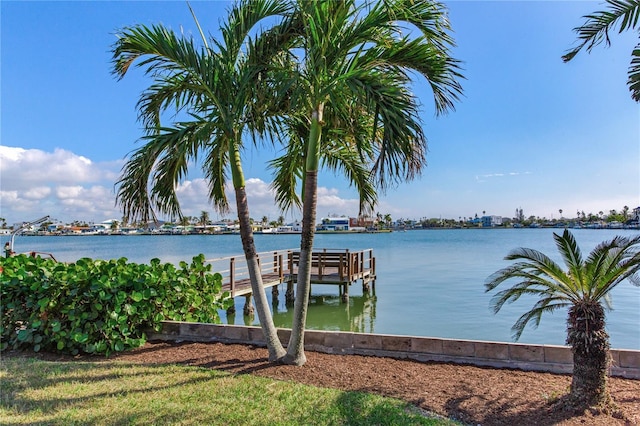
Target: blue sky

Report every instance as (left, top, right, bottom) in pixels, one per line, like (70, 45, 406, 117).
(1, 1, 639, 226)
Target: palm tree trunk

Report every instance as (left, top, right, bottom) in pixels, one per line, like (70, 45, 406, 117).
(230, 144, 286, 361)
(566, 302, 612, 408)
(282, 106, 323, 366)
(282, 170, 317, 365)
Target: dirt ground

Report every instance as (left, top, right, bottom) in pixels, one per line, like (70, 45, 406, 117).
(12, 341, 639, 425)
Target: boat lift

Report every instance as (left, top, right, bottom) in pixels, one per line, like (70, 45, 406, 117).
(6, 215, 56, 260)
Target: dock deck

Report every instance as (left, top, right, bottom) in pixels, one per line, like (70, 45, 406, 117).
(206, 248, 376, 299)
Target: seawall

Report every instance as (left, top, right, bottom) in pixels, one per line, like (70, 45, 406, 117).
(147, 321, 640, 379)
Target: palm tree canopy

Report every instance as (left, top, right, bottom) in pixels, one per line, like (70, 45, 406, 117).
(267, 0, 463, 214)
(111, 0, 292, 223)
(563, 0, 640, 102)
(485, 229, 640, 340)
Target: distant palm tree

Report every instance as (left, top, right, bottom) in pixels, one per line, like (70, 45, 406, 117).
(111, 0, 291, 361)
(563, 0, 640, 102)
(199, 211, 210, 227)
(384, 214, 393, 228)
(485, 229, 640, 409)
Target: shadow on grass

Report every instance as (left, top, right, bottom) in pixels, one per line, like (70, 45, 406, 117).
(335, 391, 454, 425)
(0, 358, 224, 416)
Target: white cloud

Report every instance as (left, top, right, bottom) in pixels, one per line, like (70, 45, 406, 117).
(316, 187, 360, 217)
(174, 177, 360, 222)
(0, 146, 378, 225)
(0, 146, 113, 190)
(0, 147, 122, 224)
(23, 186, 52, 200)
(475, 171, 532, 182)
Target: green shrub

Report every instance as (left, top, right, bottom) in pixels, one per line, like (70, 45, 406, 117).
(1, 254, 232, 355)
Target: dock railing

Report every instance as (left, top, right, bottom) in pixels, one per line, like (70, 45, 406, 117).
(287, 248, 376, 285)
(205, 249, 293, 297)
(206, 248, 376, 298)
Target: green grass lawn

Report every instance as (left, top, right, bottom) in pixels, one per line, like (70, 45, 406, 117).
(1, 357, 457, 425)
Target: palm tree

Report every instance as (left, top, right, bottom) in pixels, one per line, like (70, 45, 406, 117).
(268, 0, 462, 365)
(485, 229, 640, 409)
(111, 0, 292, 361)
(199, 210, 210, 227)
(384, 214, 393, 229)
(563, 0, 640, 102)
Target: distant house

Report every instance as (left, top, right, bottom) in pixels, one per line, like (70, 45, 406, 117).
(631, 207, 640, 224)
(350, 216, 376, 229)
(481, 215, 503, 227)
(47, 223, 65, 233)
(318, 216, 350, 231)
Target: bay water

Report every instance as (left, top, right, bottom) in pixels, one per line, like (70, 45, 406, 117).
(4, 228, 639, 349)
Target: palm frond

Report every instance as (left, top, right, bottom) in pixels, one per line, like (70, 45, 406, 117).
(553, 229, 586, 291)
(269, 145, 304, 212)
(628, 43, 640, 101)
(562, 0, 640, 101)
(563, 0, 640, 61)
(116, 145, 160, 224)
(510, 300, 571, 341)
(589, 235, 640, 300)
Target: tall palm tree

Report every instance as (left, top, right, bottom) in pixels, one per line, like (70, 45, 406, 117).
(111, 0, 292, 361)
(563, 0, 640, 102)
(268, 0, 462, 365)
(485, 229, 640, 409)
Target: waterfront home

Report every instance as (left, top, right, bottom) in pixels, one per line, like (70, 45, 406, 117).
(317, 216, 351, 232)
(481, 215, 503, 227)
(276, 221, 303, 233)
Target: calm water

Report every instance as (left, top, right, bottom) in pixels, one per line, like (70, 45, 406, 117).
(4, 229, 639, 349)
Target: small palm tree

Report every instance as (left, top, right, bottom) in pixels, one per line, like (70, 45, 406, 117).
(563, 0, 640, 102)
(485, 229, 640, 409)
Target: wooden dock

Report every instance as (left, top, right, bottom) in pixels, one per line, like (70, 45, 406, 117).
(205, 248, 376, 314)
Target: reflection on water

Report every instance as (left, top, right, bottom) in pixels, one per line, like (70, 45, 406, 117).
(225, 287, 378, 334)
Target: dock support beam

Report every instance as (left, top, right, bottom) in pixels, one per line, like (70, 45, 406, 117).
(341, 284, 349, 302)
(285, 280, 295, 305)
(243, 294, 254, 316)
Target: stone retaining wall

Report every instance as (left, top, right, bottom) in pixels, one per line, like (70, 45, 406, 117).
(147, 321, 640, 379)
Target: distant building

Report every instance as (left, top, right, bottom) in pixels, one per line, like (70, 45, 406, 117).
(47, 223, 65, 233)
(350, 216, 376, 229)
(318, 216, 350, 231)
(481, 215, 503, 227)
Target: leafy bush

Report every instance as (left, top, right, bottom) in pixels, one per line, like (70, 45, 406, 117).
(1, 254, 232, 355)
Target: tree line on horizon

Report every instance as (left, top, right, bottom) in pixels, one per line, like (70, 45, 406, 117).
(5, 203, 637, 232)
